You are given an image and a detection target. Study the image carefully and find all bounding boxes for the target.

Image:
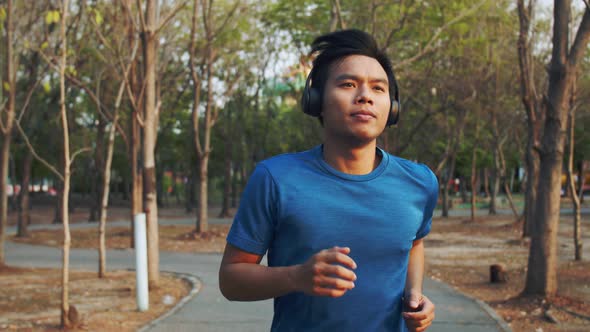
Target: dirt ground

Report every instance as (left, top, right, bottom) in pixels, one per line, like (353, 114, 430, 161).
(426, 215, 590, 332)
(0, 266, 193, 331)
(4, 201, 590, 331)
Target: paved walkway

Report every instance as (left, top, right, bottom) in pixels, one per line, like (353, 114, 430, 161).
(5, 219, 511, 331)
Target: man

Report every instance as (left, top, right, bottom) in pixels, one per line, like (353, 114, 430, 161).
(219, 29, 438, 332)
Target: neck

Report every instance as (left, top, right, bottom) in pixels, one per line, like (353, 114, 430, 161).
(322, 140, 381, 175)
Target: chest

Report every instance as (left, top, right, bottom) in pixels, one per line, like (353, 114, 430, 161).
(272, 176, 426, 263)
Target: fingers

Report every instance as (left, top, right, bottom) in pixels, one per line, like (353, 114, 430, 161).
(299, 246, 358, 298)
(403, 295, 435, 332)
(320, 246, 358, 270)
(312, 275, 355, 297)
(320, 263, 357, 282)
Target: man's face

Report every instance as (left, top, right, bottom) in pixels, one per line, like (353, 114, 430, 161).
(321, 55, 391, 145)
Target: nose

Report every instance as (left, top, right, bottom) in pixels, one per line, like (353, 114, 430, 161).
(355, 85, 374, 105)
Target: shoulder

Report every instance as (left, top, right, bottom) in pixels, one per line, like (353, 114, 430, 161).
(257, 147, 319, 178)
(383, 150, 438, 189)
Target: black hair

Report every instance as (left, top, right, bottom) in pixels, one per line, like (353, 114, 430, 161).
(306, 29, 398, 123)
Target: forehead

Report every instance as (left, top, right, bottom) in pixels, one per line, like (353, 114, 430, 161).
(328, 55, 388, 82)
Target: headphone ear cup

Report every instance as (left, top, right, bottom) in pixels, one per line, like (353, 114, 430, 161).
(387, 100, 400, 126)
(307, 88, 321, 117)
(302, 76, 321, 117)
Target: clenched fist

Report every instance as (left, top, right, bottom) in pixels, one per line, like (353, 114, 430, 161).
(292, 246, 358, 298)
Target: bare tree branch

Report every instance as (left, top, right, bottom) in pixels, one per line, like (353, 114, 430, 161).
(36, 47, 135, 146)
(568, 8, 590, 66)
(394, 0, 488, 70)
(154, 1, 187, 36)
(381, 1, 415, 51)
(70, 147, 93, 166)
(211, 0, 241, 41)
(136, 0, 147, 33)
(0, 100, 7, 116)
(14, 120, 64, 180)
(16, 78, 42, 123)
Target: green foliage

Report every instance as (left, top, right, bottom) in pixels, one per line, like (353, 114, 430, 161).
(0, 6, 6, 33)
(45, 10, 60, 25)
(9, 0, 581, 204)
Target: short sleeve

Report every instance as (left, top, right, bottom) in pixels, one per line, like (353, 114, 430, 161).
(416, 166, 439, 239)
(226, 163, 278, 255)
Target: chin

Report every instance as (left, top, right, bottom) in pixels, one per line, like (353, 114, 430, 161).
(343, 131, 381, 145)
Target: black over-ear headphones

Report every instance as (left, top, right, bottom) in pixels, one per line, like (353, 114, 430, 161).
(301, 73, 401, 126)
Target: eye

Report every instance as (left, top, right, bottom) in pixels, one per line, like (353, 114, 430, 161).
(340, 82, 355, 88)
(373, 85, 386, 92)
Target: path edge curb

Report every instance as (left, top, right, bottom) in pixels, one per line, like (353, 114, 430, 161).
(137, 270, 203, 332)
(429, 277, 512, 332)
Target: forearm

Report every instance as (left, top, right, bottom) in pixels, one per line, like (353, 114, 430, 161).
(405, 239, 425, 296)
(219, 262, 299, 301)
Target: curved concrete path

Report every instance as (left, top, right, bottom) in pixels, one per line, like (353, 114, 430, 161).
(5, 240, 509, 331)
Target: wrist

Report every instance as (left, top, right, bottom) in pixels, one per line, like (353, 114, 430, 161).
(286, 264, 302, 293)
(404, 288, 422, 297)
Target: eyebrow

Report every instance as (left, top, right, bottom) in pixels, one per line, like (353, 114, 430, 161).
(333, 74, 388, 85)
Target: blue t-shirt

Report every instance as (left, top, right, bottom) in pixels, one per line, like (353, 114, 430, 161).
(227, 145, 438, 332)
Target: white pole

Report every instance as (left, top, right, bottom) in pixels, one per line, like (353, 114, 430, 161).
(134, 213, 149, 311)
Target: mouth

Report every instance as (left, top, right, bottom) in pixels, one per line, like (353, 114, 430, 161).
(350, 110, 376, 120)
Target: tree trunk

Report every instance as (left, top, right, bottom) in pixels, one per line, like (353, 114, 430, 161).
(9, 154, 18, 212)
(185, 167, 195, 213)
(156, 165, 164, 208)
(498, 141, 520, 218)
(197, 155, 209, 233)
(565, 85, 582, 261)
(59, 0, 73, 327)
(577, 161, 585, 204)
(89, 114, 106, 222)
(98, 112, 119, 278)
(470, 148, 478, 221)
(523, 131, 539, 236)
(122, 0, 141, 249)
(231, 161, 240, 208)
(17, 151, 33, 238)
(483, 168, 490, 198)
(489, 154, 499, 216)
(0, 0, 16, 266)
(524, 1, 590, 296)
(460, 176, 468, 204)
(219, 109, 233, 218)
(442, 155, 456, 218)
(53, 179, 63, 224)
(517, 0, 541, 238)
(141, 0, 160, 288)
(131, 111, 142, 249)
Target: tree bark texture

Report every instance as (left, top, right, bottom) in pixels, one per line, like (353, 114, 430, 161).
(524, 1, 590, 296)
(470, 119, 480, 222)
(441, 154, 456, 218)
(17, 151, 33, 237)
(98, 112, 119, 278)
(122, 0, 140, 249)
(89, 114, 105, 222)
(517, 0, 541, 238)
(489, 161, 499, 215)
(0, 0, 16, 266)
(142, 0, 160, 288)
(565, 82, 582, 261)
(59, 0, 73, 327)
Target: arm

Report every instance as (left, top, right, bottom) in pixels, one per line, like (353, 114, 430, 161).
(403, 239, 435, 332)
(404, 238, 425, 300)
(219, 243, 357, 301)
(219, 243, 298, 301)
